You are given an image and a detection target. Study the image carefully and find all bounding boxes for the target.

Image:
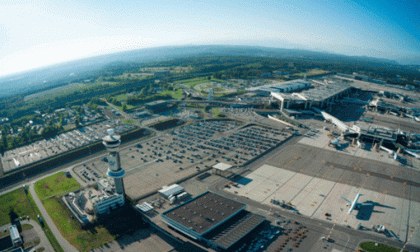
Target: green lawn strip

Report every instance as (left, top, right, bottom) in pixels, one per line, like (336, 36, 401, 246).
(21, 223, 34, 231)
(0, 230, 10, 238)
(116, 104, 135, 111)
(212, 107, 220, 117)
(26, 190, 64, 252)
(359, 241, 407, 252)
(176, 76, 224, 88)
(160, 88, 183, 99)
(34, 172, 81, 200)
(123, 119, 135, 124)
(43, 198, 115, 252)
(113, 94, 128, 102)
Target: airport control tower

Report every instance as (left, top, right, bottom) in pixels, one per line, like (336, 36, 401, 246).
(103, 129, 125, 195)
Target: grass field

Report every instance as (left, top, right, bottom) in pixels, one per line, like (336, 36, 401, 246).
(160, 87, 183, 99)
(359, 241, 407, 252)
(296, 69, 329, 77)
(43, 197, 146, 252)
(34, 172, 81, 200)
(114, 94, 128, 101)
(176, 76, 223, 88)
(43, 198, 116, 252)
(0, 188, 63, 252)
(123, 119, 135, 124)
(0, 188, 38, 226)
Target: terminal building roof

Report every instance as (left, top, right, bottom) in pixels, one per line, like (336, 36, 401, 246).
(246, 79, 311, 93)
(162, 191, 246, 235)
(272, 82, 351, 102)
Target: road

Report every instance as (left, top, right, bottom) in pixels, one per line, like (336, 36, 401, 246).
(29, 183, 79, 252)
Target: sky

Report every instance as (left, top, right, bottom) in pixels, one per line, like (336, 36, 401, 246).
(1, 0, 420, 77)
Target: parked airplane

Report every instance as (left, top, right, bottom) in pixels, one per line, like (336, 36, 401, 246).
(341, 193, 362, 214)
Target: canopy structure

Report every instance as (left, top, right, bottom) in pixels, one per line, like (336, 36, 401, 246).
(213, 163, 233, 176)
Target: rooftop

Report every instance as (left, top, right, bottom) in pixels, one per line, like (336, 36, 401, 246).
(272, 81, 351, 102)
(213, 162, 232, 171)
(146, 100, 168, 106)
(162, 191, 246, 235)
(246, 79, 311, 93)
(203, 210, 265, 250)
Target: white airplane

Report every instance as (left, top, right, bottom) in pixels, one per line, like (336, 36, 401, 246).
(341, 193, 362, 214)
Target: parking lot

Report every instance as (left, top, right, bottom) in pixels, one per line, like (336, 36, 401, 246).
(1, 119, 136, 173)
(74, 119, 292, 200)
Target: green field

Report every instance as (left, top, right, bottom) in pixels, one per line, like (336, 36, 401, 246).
(160, 87, 183, 99)
(0, 188, 39, 226)
(0, 188, 63, 252)
(113, 93, 128, 101)
(359, 241, 407, 252)
(34, 172, 81, 200)
(176, 76, 224, 88)
(123, 119, 135, 124)
(296, 69, 328, 77)
(43, 197, 116, 252)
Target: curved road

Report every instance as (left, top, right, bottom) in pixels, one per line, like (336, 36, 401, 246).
(29, 183, 79, 252)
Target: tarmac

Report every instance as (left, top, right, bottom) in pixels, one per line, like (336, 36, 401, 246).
(224, 164, 420, 247)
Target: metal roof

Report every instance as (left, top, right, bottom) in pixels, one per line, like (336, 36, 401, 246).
(158, 184, 184, 198)
(203, 210, 265, 249)
(136, 202, 154, 213)
(213, 163, 232, 171)
(162, 191, 246, 235)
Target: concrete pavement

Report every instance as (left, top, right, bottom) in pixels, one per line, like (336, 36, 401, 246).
(29, 183, 79, 252)
(22, 219, 55, 252)
(0, 219, 54, 252)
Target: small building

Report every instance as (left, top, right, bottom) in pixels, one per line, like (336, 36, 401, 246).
(9, 225, 22, 247)
(158, 184, 184, 199)
(213, 162, 232, 177)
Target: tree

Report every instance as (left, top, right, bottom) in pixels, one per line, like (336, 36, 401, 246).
(74, 118, 81, 128)
(140, 87, 146, 97)
(122, 104, 127, 112)
(208, 76, 211, 80)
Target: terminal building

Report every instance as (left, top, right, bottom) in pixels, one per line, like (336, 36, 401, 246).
(271, 81, 352, 111)
(161, 191, 265, 251)
(246, 79, 312, 96)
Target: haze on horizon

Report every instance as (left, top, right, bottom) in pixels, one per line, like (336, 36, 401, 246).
(1, 0, 419, 77)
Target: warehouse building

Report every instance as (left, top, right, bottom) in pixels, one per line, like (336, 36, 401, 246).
(272, 81, 352, 111)
(246, 79, 311, 96)
(161, 191, 265, 251)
